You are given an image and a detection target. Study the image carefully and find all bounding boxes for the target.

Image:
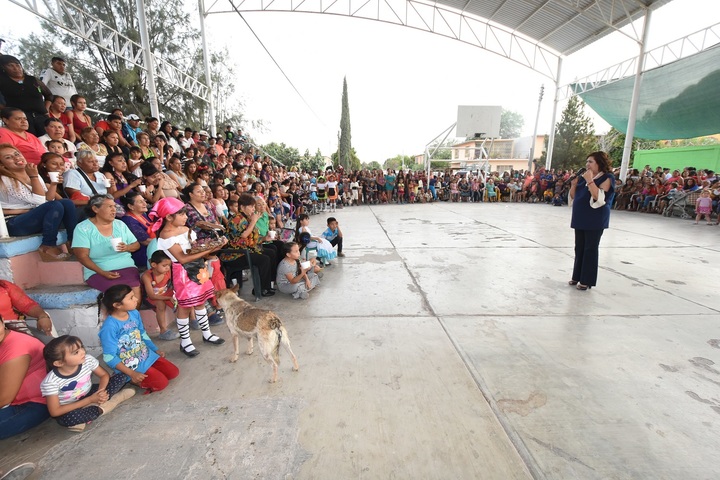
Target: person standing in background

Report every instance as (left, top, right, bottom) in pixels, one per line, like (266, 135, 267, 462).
(0, 56, 52, 136)
(39, 57, 77, 106)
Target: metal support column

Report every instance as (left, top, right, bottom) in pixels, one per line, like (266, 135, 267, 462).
(135, 0, 159, 118)
(424, 122, 456, 176)
(620, 9, 652, 182)
(545, 57, 563, 171)
(528, 84, 544, 172)
(199, 0, 217, 137)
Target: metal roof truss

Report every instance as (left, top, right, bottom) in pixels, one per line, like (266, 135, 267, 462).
(8, 0, 211, 101)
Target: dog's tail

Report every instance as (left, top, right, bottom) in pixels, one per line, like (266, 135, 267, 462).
(269, 315, 283, 364)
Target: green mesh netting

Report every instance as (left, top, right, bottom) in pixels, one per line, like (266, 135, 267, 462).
(575, 44, 720, 140)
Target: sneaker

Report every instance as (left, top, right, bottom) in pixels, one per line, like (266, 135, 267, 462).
(158, 329, 180, 341)
(298, 291, 309, 300)
(208, 313, 224, 326)
(190, 320, 200, 330)
(67, 423, 87, 433)
(100, 388, 136, 415)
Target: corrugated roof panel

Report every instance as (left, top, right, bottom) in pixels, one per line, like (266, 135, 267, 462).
(492, 0, 539, 31)
(433, 0, 677, 56)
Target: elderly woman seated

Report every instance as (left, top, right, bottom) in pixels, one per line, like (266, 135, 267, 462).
(64, 150, 109, 208)
(0, 143, 76, 261)
(72, 194, 142, 303)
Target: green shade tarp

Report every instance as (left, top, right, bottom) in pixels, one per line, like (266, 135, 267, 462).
(575, 44, 720, 140)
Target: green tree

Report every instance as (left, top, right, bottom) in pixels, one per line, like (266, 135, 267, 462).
(549, 96, 596, 171)
(13, 0, 243, 129)
(363, 161, 382, 170)
(384, 155, 413, 171)
(300, 148, 326, 173)
(261, 142, 300, 167)
(500, 109, 525, 139)
(337, 77, 352, 169)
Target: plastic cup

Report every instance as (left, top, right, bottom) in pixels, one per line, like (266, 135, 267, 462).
(300, 261, 311, 270)
(102, 176, 111, 188)
(47, 172, 60, 183)
(138, 185, 147, 193)
(268, 230, 277, 240)
(110, 238, 123, 251)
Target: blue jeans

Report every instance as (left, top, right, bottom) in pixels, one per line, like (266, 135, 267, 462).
(429, 186, 437, 200)
(0, 402, 50, 439)
(6, 199, 77, 246)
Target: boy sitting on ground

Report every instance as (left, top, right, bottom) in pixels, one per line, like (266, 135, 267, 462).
(321, 217, 345, 257)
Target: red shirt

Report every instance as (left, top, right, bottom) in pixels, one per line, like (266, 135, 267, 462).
(0, 330, 47, 405)
(0, 281, 40, 320)
(0, 128, 46, 165)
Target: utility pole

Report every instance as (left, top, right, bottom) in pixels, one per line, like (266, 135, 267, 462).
(528, 84, 544, 172)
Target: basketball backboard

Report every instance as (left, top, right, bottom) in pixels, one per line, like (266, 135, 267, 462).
(456, 106, 502, 138)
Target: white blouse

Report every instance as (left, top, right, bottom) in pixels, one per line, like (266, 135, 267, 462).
(0, 176, 48, 210)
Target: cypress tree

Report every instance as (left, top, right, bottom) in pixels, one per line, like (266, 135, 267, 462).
(338, 77, 352, 169)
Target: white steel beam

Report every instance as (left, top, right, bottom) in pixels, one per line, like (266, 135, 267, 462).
(9, 0, 211, 101)
(205, 0, 562, 81)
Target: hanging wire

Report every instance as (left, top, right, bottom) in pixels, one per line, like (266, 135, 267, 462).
(226, 0, 328, 129)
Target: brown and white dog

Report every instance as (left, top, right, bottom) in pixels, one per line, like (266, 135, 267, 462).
(216, 285, 299, 383)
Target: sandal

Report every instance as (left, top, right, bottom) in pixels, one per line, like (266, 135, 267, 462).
(202, 335, 225, 345)
(568, 280, 579, 286)
(38, 247, 71, 262)
(179, 344, 200, 357)
(576, 283, 592, 291)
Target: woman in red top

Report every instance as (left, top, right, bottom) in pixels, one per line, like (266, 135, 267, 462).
(0, 320, 50, 438)
(46, 95, 72, 142)
(66, 94, 92, 143)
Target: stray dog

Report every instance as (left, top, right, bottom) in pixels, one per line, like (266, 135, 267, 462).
(216, 285, 299, 383)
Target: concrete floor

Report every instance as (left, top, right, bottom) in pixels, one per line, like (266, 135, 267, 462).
(2, 202, 719, 480)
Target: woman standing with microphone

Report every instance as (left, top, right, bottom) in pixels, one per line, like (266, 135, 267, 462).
(568, 152, 615, 291)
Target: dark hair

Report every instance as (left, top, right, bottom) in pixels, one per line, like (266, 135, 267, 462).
(238, 193, 256, 207)
(51, 56, 65, 63)
(326, 217, 337, 225)
(107, 114, 122, 123)
(43, 335, 84, 372)
(182, 182, 203, 201)
(0, 107, 22, 121)
(150, 250, 170, 265)
(98, 284, 133, 318)
(44, 116, 63, 127)
(587, 151, 611, 174)
(141, 163, 159, 177)
(120, 190, 143, 209)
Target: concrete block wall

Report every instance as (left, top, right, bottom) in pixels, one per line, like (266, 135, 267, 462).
(2, 233, 169, 348)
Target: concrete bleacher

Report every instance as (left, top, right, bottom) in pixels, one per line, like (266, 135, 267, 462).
(0, 234, 162, 356)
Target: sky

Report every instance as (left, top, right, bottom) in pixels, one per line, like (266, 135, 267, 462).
(2, 0, 718, 162)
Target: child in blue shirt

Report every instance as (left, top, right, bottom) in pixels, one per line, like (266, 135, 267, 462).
(321, 217, 344, 257)
(99, 285, 179, 393)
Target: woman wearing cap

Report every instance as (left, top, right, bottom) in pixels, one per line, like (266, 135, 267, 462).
(149, 198, 226, 357)
(0, 55, 52, 136)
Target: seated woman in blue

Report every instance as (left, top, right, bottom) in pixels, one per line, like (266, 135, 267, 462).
(72, 195, 142, 305)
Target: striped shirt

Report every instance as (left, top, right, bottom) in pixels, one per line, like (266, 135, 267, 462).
(41, 355, 99, 405)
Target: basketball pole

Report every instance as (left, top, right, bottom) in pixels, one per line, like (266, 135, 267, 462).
(424, 122, 457, 177)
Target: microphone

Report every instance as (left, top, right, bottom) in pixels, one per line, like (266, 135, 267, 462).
(569, 167, 587, 182)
